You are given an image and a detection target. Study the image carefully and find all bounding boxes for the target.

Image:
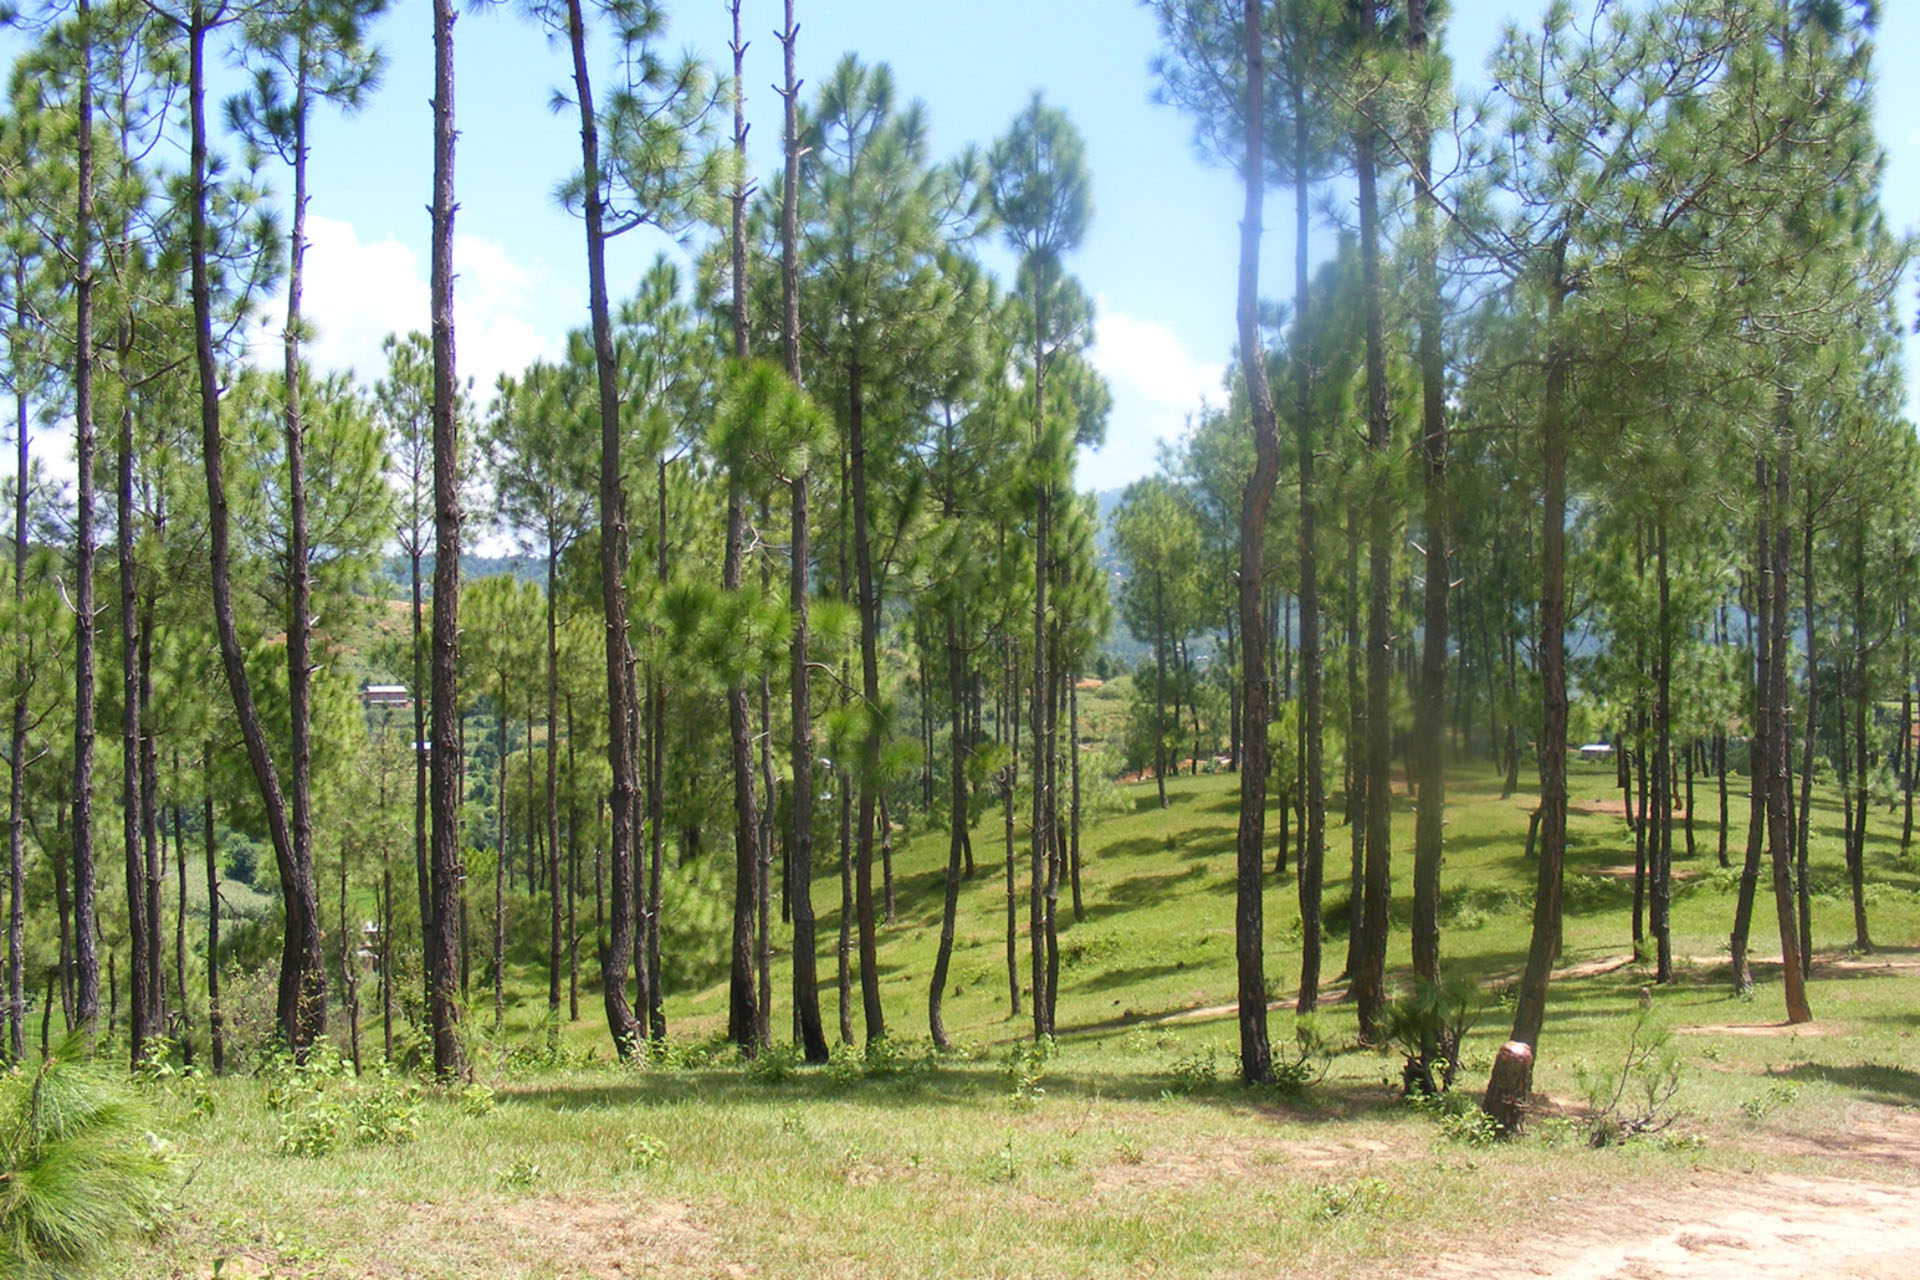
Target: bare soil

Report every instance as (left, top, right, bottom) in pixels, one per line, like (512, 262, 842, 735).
(1424, 1174, 1920, 1280)
(1423, 1106, 1920, 1280)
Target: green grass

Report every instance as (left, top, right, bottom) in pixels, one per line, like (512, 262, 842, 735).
(101, 758, 1920, 1278)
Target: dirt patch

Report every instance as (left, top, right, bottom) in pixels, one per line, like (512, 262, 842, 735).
(1422, 1173, 1920, 1280)
(1749, 1105, 1920, 1170)
(1095, 1133, 1407, 1194)
(1678, 949, 1920, 978)
(488, 1196, 731, 1279)
(1589, 864, 1699, 882)
(1574, 798, 1690, 821)
(1675, 1020, 1834, 1038)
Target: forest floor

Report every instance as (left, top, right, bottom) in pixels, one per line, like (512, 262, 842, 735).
(105, 759, 1920, 1279)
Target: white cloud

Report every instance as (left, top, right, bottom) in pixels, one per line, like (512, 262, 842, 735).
(1089, 308, 1226, 416)
(1080, 305, 1226, 491)
(287, 215, 562, 397)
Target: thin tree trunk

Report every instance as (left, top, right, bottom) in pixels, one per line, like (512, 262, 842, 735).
(282, 70, 322, 1062)
(1291, 70, 1326, 1017)
(204, 777, 223, 1075)
(849, 367, 885, 1045)
(1651, 516, 1673, 982)
(6, 268, 26, 1060)
(929, 607, 971, 1049)
(1732, 493, 1770, 995)
(426, 0, 467, 1079)
(779, 0, 826, 1065)
(1847, 525, 1871, 952)
(1004, 637, 1020, 1017)
(1794, 496, 1817, 969)
(118, 382, 153, 1065)
(1408, 0, 1450, 989)
(1353, 0, 1396, 1044)
(722, 0, 762, 1055)
(1482, 258, 1569, 1132)
(1230, 0, 1277, 1084)
(191, 7, 324, 1054)
(563, 0, 642, 1058)
(1069, 672, 1083, 922)
(1767, 402, 1811, 1022)
(70, 0, 101, 1038)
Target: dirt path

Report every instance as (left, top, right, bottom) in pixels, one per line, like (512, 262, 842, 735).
(1426, 1173, 1920, 1279)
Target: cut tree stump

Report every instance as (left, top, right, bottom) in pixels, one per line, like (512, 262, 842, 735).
(1483, 1039, 1534, 1134)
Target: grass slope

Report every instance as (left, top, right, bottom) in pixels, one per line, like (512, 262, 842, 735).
(111, 760, 1920, 1279)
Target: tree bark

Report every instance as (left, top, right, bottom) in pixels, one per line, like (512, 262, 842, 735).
(118, 346, 153, 1067)
(563, 0, 643, 1058)
(1482, 261, 1569, 1131)
(1766, 401, 1811, 1023)
(1291, 70, 1326, 1017)
(70, 0, 101, 1038)
(426, 0, 467, 1079)
(1408, 0, 1449, 987)
(849, 367, 886, 1045)
(190, 5, 326, 1055)
(6, 265, 27, 1061)
(779, 0, 827, 1064)
(1229, 0, 1277, 1084)
(1731, 494, 1770, 995)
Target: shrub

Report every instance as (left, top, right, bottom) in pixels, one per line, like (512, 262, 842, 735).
(1577, 1005, 1684, 1146)
(1383, 976, 1481, 1098)
(0, 1047, 171, 1275)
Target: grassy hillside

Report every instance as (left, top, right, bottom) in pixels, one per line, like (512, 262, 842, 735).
(106, 759, 1920, 1279)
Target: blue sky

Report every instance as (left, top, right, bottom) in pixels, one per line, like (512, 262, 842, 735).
(56, 1, 1920, 492)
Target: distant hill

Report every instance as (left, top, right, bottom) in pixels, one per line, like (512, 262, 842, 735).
(378, 554, 547, 596)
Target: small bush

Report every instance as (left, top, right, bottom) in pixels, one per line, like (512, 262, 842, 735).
(1577, 1005, 1684, 1146)
(1738, 1080, 1799, 1122)
(622, 1133, 668, 1173)
(0, 1048, 172, 1275)
(1003, 1041, 1050, 1107)
(745, 1042, 803, 1085)
(348, 1071, 422, 1147)
(276, 1096, 347, 1157)
(1166, 1045, 1219, 1094)
(1314, 1178, 1393, 1221)
(1383, 976, 1481, 1098)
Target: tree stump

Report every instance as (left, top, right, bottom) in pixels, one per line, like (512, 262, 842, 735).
(1483, 1039, 1534, 1135)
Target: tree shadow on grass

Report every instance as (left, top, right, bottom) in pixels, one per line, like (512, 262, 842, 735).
(1774, 1061, 1920, 1107)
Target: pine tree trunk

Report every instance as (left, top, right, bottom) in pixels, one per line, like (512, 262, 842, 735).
(283, 78, 322, 1061)
(1482, 261, 1570, 1133)
(848, 368, 886, 1045)
(70, 0, 101, 1038)
(6, 272, 26, 1060)
(1651, 516, 1673, 982)
(118, 379, 153, 1066)
(546, 546, 562, 1016)
(563, 0, 642, 1059)
(1766, 403, 1811, 1022)
(1291, 73, 1326, 1017)
(191, 7, 324, 1055)
(1230, 0, 1276, 1084)
(1847, 526, 1871, 952)
(204, 778, 224, 1075)
(426, 0, 467, 1078)
(1732, 507, 1770, 995)
(1408, 0, 1449, 987)
(1004, 637, 1020, 1017)
(929, 606, 971, 1049)
(1354, 8, 1396, 1042)
(780, 3, 825, 1062)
